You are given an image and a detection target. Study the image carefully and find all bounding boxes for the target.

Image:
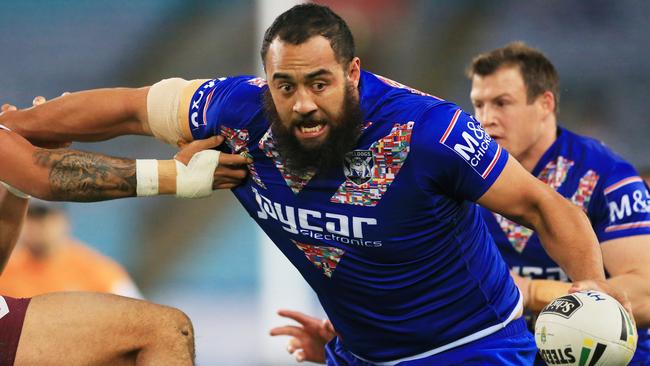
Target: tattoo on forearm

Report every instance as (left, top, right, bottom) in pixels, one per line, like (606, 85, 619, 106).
(33, 149, 136, 201)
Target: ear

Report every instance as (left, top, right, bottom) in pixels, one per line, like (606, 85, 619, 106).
(538, 90, 556, 117)
(347, 57, 361, 88)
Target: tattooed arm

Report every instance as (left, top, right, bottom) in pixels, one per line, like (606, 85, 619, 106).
(0, 125, 248, 202)
(0, 127, 138, 201)
(32, 148, 137, 201)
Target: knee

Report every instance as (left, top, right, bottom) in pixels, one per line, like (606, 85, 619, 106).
(158, 307, 195, 356)
(168, 307, 194, 340)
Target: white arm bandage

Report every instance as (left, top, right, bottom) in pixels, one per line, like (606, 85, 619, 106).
(135, 159, 159, 196)
(175, 150, 221, 199)
(147, 78, 208, 146)
(146, 78, 190, 145)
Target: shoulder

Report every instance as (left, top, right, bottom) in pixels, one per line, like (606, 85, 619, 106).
(412, 102, 482, 154)
(568, 130, 640, 185)
(188, 75, 268, 140)
(360, 70, 447, 119)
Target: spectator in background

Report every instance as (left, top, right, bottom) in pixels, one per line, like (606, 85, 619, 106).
(0, 201, 142, 299)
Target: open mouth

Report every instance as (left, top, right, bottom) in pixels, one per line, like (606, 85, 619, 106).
(295, 121, 328, 139)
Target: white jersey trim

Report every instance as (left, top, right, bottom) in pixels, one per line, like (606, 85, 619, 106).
(352, 290, 524, 365)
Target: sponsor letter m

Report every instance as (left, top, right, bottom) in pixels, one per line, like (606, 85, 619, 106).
(454, 131, 479, 160)
(609, 195, 631, 222)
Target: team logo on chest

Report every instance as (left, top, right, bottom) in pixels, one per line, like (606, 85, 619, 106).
(343, 150, 374, 186)
(331, 121, 414, 207)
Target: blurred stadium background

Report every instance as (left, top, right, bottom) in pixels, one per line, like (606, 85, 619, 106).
(1, 1, 648, 364)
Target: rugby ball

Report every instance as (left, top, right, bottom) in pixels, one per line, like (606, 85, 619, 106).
(534, 291, 636, 365)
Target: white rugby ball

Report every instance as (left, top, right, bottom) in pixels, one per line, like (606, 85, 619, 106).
(534, 290, 636, 366)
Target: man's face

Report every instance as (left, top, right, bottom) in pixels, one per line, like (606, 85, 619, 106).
(263, 35, 362, 172)
(19, 211, 68, 257)
(470, 66, 551, 161)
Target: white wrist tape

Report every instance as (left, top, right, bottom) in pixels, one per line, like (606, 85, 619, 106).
(135, 159, 159, 196)
(0, 181, 30, 199)
(175, 150, 220, 199)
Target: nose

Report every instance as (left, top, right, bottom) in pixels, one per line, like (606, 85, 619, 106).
(292, 89, 318, 116)
(476, 105, 497, 129)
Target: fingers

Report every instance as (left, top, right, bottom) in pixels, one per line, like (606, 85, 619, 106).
(213, 182, 239, 189)
(288, 337, 302, 353)
(293, 349, 306, 363)
(219, 152, 252, 166)
(33, 96, 46, 106)
(269, 325, 305, 338)
(2, 94, 47, 113)
(1, 104, 17, 112)
(277, 309, 322, 326)
(286, 338, 306, 363)
(570, 280, 634, 320)
(323, 319, 335, 335)
(212, 179, 244, 190)
(187, 135, 223, 150)
(213, 165, 248, 180)
(211, 165, 249, 189)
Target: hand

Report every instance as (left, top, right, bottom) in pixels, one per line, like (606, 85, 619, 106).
(570, 279, 633, 323)
(510, 271, 532, 308)
(269, 309, 337, 364)
(1, 95, 72, 148)
(175, 136, 251, 190)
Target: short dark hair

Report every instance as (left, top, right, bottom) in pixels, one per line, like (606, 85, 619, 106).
(260, 4, 355, 67)
(467, 42, 560, 113)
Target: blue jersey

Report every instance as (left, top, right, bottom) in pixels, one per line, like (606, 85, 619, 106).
(185, 71, 520, 362)
(479, 127, 650, 364)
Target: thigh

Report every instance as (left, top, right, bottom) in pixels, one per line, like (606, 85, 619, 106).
(14, 292, 180, 366)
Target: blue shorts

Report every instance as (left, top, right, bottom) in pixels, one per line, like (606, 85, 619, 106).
(325, 317, 536, 366)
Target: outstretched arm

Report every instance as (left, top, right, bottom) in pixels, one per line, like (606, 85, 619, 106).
(0, 128, 247, 202)
(0, 78, 206, 147)
(0, 88, 150, 145)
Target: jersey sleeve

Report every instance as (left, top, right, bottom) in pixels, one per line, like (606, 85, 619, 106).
(180, 76, 267, 153)
(591, 161, 650, 242)
(412, 103, 509, 202)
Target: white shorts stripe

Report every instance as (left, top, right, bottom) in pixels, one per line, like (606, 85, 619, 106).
(352, 290, 524, 365)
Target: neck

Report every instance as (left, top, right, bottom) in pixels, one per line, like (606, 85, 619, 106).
(516, 118, 558, 172)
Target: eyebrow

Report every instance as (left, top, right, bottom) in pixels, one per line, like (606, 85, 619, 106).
(272, 68, 333, 82)
(492, 93, 513, 100)
(305, 69, 333, 79)
(473, 92, 512, 102)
